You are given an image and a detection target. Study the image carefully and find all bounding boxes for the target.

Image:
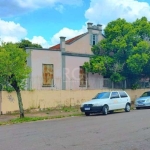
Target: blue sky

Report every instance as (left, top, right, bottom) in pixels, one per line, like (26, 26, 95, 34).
(0, 0, 150, 48)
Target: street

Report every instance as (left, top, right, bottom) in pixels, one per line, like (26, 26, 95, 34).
(0, 109, 150, 150)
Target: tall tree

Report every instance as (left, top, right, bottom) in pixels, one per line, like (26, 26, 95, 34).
(84, 17, 150, 88)
(0, 42, 31, 118)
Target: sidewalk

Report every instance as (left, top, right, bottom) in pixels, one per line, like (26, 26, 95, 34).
(0, 109, 82, 123)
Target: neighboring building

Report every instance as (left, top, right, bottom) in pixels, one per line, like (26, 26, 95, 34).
(26, 23, 105, 90)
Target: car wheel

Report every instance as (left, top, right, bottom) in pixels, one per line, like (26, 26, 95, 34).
(125, 103, 130, 112)
(102, 105, 108, 115)
(85, 112, 90, 116)
(136, 107, 140, 110)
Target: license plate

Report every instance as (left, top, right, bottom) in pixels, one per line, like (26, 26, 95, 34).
(138, 104, 144, 106)
(85, 108, 90, 110)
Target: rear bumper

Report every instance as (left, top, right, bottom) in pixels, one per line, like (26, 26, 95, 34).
(80, 106, 103, 113)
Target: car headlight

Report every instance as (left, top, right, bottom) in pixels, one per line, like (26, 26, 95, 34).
(146, 99, 150, 102)
(93, 103, 102, 106)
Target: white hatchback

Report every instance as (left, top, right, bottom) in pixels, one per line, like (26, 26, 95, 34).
(80, 91, 131, 116)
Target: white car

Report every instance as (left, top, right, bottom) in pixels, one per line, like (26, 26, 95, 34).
(80, 91, 131, 116)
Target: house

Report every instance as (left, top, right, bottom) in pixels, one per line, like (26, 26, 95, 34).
(26, 23, 105, 90)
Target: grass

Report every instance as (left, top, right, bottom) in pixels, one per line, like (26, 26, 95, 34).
(61, 106, 79, 112)
(0, 112, 83, 126)
(0, 105, 135, 126)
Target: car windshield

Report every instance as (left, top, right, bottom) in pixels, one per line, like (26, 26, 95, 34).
(93, 92, 110, 99)
(140, 92, 150, 97)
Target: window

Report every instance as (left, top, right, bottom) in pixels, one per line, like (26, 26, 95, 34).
(119, 91, 128, 98)
(42, 64, 54, 87)
(111, 92, 120, 98)
(79, 66, 86, 87)
(141, 92, 150, 97)
(90, 34, 98, 46)
(93, 92, 110, 99)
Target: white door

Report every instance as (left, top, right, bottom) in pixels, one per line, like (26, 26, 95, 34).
(110, 92, 121, 110)
(119, 91, 129, 108)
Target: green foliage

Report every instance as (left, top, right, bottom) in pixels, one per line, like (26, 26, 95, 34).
(0, 42, 31, 118)
(0, 42, 31, 90)
(110, 73, 125, 83)
(83, 56, 113, 76)
(3, 85, 15, 92)
(84, 17, 150, 87)
(127, 53, 149, 74)
(16, 39, 42, 50)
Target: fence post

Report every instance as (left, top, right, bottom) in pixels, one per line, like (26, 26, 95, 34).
(112, 81, 114, 89)
(124, 80, 127, 89)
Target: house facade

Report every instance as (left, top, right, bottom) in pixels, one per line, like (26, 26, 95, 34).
(26, 23, 105, 90)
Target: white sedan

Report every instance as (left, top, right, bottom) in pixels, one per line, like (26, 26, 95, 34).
(80, 91, 131, 116)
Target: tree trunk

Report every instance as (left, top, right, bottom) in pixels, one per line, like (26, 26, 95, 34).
(15, 89, 24, 118)
(9, 75, 25, 118)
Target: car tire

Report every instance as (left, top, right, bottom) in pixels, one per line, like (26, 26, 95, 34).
(136, 107, 140, 110)
(85, 112, 90, 116)
(125, 103, 130, 112)
(102, 105, 108, 115)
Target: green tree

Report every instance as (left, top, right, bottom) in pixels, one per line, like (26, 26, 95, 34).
(84, 17, 150, 88)
(0, 42, 31, 118)
(17, 39, 42, 49)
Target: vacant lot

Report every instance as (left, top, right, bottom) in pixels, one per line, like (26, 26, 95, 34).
(0, 109, 150, 150)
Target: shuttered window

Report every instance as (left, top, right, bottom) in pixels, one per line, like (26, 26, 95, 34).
(90, 34, 98, 46)
(42, 64, 54, 87)
(79, 66, 86, 87)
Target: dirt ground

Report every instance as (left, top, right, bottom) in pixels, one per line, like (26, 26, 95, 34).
(0, 108, 82, 122)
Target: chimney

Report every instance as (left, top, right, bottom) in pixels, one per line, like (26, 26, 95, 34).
(60, 36, 66, 52)
(87, 22, 93, 33)
(97, 24, 102, 34)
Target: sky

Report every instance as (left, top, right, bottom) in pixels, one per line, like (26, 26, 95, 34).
(0, 0, 150, 48)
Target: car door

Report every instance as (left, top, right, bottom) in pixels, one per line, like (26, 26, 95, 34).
(110, 92, 121, 110)
(119, 91, 129, 108)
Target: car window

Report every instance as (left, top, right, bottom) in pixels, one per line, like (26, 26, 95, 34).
(111, 92, 120, 98)
(141, 92, 150, 97)
(93, 92, 110, 99)
(119, 91, 128, 98)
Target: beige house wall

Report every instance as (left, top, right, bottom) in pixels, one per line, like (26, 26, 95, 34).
(65, 33, 104, 54)
(1, 89, 149, 114)
(28, 49, 62, 90)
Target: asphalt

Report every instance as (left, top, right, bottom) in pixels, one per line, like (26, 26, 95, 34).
(0, 109, 150, 150)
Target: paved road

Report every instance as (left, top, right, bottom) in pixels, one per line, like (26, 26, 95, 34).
(0, 109, 150, 150)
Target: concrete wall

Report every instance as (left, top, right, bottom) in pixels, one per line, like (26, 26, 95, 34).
(1, 89, 149, 114)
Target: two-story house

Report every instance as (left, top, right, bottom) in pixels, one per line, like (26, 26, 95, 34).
(26, 23, 105, 90)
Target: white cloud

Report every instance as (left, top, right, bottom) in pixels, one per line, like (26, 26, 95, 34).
(50, 25, 87, 46)
(0, 0, 83, 17)
(55, 5, 64, 13)
(27, 36, 50, 48)
(85, 0, 150, 25)
(0, 19, 27, 43)
(0, 19, 49, 48)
